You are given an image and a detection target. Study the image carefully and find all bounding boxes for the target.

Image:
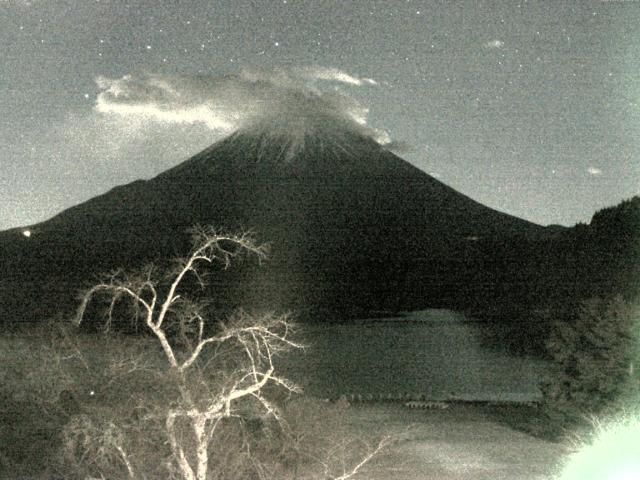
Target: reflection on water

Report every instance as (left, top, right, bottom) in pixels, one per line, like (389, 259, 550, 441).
(280, 309, 550, 402)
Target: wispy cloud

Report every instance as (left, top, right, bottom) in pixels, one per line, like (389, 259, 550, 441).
(94, 67, 389, 143)
(298, 67, 378, 86)
(483, 39, 504, 49)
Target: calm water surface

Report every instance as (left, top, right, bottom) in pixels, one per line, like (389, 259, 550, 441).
(280, 309, 550, 401)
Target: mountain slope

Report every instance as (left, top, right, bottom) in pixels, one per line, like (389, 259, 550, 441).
(0, 129, 548, 322)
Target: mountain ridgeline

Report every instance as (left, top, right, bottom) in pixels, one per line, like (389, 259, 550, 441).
(0, 128, 636, 343)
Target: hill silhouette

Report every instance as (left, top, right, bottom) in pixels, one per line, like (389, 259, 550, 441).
(0, 128, 553, 323)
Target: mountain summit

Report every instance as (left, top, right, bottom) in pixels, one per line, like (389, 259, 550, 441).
(0, 127, 547, 321)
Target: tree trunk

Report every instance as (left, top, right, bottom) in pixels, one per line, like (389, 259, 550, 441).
(194, 416, 209, 480)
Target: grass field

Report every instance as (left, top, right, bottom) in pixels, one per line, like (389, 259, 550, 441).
(1, 389, 569, 479)
(339, 403, 569, 480)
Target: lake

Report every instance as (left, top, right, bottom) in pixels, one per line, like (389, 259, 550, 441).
(280, 309, 550, 402)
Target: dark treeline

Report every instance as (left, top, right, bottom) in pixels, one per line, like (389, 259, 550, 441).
(442, 196, 640, 357)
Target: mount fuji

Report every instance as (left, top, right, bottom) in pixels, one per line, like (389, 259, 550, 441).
(0, 126, 551, 322)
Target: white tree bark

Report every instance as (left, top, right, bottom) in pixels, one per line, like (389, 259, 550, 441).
(76, 229, 303, 479)
(75, 227, 386, 480)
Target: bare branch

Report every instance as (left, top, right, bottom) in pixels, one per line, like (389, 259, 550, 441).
(331, 437, 391, 480)
(72, 227, 316, 480)
(76, 283, 152, 326)
(154, 230, 265, 331)
(166, 412, 196, 480)
(179, 313, 301, 372)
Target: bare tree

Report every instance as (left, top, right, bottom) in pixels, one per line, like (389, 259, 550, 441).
(74, 227, 387, 480)
(76, 227, 302, 479)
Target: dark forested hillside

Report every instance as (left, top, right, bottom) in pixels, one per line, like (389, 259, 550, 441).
(0, 129, 546, 325)
(464, 196, 640, 356)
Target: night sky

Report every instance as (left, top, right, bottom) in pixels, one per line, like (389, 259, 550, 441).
(1, 0, 638, 231)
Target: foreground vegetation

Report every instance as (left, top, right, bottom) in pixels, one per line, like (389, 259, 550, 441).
(1, 228, 387, 479)
(1, 325, 388, 479)
(542, 296, 639, 427)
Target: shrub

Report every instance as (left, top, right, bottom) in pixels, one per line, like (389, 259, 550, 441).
(542, 295, 639, 432)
